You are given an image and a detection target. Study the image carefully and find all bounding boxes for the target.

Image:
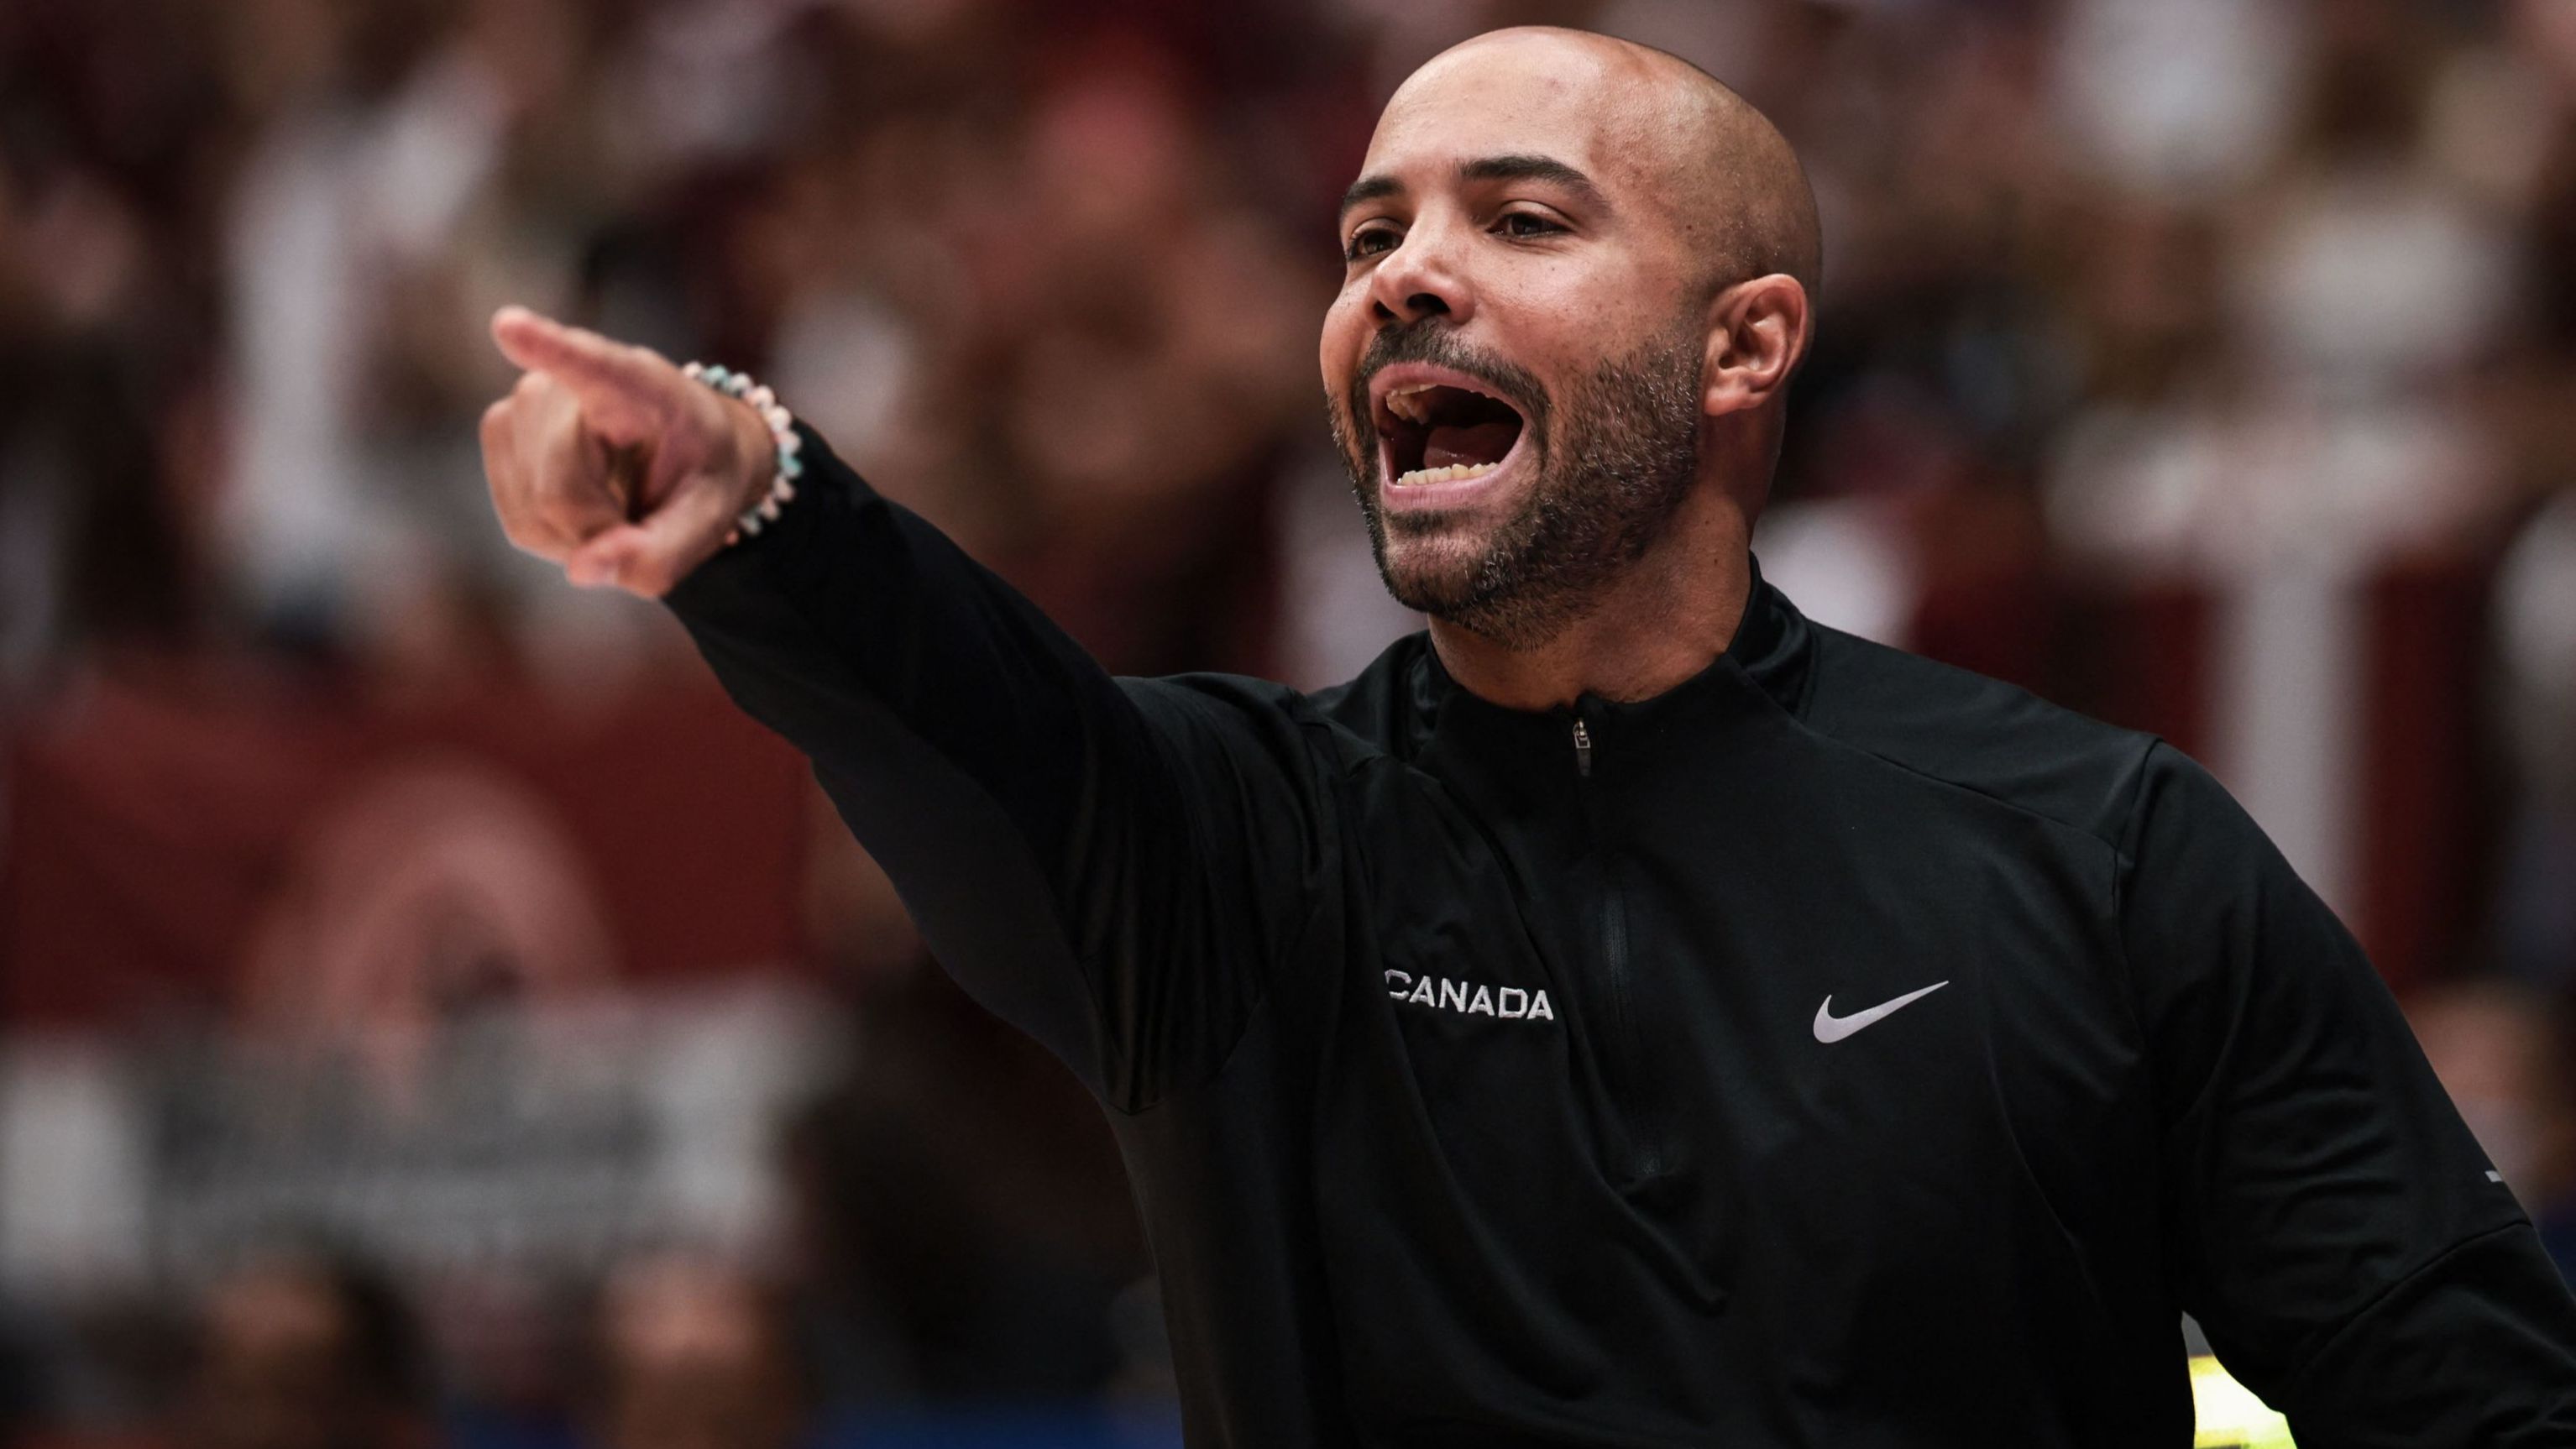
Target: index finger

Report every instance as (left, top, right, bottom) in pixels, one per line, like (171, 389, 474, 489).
(490, 306, 673, 442)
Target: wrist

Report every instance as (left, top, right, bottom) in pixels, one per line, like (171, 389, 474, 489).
(725, 395, 778, 510)
(679, 362, 802, 547)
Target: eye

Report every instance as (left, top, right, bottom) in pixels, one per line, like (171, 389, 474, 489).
(1344, 224, 1398, 262)
(1496, 211, 1567, 240)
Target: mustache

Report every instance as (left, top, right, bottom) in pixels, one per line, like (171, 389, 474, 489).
(1343, 321, 1549, 438)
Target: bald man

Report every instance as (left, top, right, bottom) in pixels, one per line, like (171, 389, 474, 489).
(475, 27, 2576, 1446)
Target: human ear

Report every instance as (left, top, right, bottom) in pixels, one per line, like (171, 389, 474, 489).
(1700, 274, 1812, 418)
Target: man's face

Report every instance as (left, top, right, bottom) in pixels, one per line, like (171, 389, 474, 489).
(1321, 39, 1711, 646)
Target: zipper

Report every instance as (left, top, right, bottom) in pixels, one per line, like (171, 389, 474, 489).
(1601, 855, 1654, 1177)
(1570, 708, 1658, 1180)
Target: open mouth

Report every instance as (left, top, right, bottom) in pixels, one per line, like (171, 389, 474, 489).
(1373, 375, 1528, 488)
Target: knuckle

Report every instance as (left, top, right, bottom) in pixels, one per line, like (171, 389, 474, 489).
(535, 465, 596, 520)
(616, 546, 666, 593)
(524, 484, 573, 526)
(517, 518, 580, 562)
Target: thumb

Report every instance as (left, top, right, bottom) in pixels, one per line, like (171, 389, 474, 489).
(563, 475, 748, 597)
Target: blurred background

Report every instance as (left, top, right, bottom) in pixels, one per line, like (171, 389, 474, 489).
(0, 0, 2572, 1443)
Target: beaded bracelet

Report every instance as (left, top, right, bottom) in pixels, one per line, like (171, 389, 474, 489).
(679, 361, 804, 547)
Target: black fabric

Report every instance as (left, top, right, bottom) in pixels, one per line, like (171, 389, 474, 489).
(664, 426, 2576, 1446)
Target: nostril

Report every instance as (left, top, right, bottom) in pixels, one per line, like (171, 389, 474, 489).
(1375, 291, 1448, 325)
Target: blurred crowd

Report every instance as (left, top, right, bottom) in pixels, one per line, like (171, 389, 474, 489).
(4, 0, 2576, 1442)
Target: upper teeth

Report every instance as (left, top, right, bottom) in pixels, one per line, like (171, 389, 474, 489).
(1386, 385, 1437, 424)
(1384, 382, 1504, 425)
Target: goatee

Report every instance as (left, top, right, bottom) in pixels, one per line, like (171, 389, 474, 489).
(1328, 320, 1704, 651)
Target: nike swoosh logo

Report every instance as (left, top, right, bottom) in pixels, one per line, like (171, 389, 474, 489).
(1813, 981, 1950, 1044)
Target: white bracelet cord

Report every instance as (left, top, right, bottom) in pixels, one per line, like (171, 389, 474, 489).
(679, 361, 802, 547)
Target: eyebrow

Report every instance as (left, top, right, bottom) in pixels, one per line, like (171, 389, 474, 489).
(1337, 154, 1609, 220)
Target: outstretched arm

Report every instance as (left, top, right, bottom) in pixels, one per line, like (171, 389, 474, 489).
(474, 309, 1331, 1109)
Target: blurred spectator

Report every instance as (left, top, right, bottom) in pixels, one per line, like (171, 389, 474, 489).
(776, 959, 1150, 1408)
(583, 1253, 805, 1449)
(2406, 979, 2576, 1284)
(2495, 487, 2576, 988)
(172, 1253, 437, 1449)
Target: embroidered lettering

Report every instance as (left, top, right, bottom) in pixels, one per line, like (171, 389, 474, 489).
(1389, 974, 1552, 1024)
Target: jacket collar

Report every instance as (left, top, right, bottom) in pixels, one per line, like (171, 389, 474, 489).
(1395, 553, 1818, 787)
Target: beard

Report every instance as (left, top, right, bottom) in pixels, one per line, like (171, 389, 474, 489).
(1327, 318, 1705, 651)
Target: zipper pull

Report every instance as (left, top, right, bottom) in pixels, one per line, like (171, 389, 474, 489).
(1571, 718, 1593, 777)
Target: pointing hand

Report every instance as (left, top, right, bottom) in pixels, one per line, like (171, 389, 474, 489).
(479, 306, 778, 598)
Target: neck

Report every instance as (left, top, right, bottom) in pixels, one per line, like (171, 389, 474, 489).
(1427, 488, 1755, 712)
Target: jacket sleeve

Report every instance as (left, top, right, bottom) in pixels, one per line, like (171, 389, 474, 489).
(2122, 742, 2576, 1443)
(660, 424, 1333, 1111)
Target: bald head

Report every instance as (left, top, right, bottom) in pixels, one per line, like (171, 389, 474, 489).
(1392, 27, 1821, 306)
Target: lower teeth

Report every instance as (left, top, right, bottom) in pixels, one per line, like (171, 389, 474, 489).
(1394, 462, 1498, 486)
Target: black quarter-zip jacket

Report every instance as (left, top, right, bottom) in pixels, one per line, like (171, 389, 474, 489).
(664, 426, 2576, 1446)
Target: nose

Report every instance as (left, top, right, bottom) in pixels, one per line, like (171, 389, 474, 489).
(1366, 217, 1474, 327)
